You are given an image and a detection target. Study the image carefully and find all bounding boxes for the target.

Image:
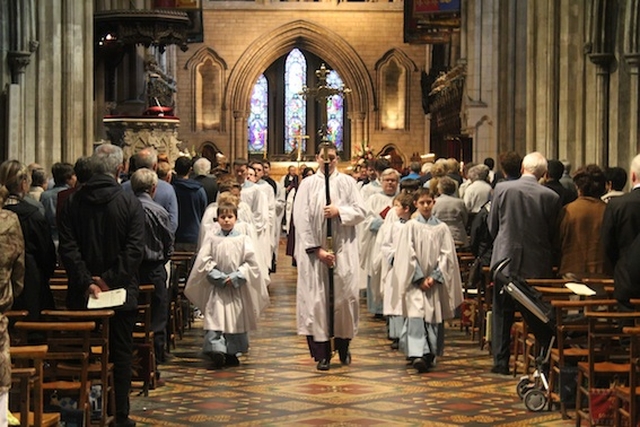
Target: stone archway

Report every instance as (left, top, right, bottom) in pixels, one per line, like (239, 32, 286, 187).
(224, 20, 375, 160)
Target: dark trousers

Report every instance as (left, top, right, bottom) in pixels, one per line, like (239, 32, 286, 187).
(140, 261, 169, 363)
(491, 283, 516, 369)
(306, 336, 350, 361)
(110, 309, 136, 421)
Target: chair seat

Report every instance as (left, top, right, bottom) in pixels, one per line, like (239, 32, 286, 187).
(14, 412, 60, 427)
(42, 380, 86, 391)
(550, 347, 589, 358)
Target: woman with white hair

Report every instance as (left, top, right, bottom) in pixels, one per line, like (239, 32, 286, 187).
(463, 164, 492, 214)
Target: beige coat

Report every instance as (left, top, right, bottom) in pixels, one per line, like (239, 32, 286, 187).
(0, 210, 25, 391)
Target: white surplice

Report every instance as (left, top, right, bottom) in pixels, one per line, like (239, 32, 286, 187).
(185, 229, 270, 334)
(392, 219, 463, 323)
(293, 170, 366, 342)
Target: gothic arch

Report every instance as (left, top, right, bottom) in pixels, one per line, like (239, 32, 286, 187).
(225, 20, 375, 159)
(378, 143, 407, 171)
(184, 47, 228, 132)
(375, 48, 419, 131)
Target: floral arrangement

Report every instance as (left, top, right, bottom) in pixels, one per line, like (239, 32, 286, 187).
(351, 141, 375, 167)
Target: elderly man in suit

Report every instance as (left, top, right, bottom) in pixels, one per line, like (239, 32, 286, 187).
(601, 154, 640, 308)
(488, 151, 561, 375)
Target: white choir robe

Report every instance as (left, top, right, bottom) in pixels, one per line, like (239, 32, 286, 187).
(392, 217, 463, 356)
(241, 183, 272, 272)
(293, 170, 366, 342)
(283, 188, 296, 234)
(256, 180, 276, 254)
(198, 201, 255, 247)
(377, 215, 404, 316)
(360, 192, 396, 313)
(272, 180, 286, 262)
(185, 229, 270, 336)
(356, 180, 382, 291)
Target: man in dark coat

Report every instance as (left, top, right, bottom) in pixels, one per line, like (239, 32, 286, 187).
(601, 154, 640, 307)
(488, 151, 561, 375)
(58, 144, 144, 427)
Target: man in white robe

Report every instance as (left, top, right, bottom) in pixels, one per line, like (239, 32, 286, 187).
(360, 168, 399, 316)
(293, 143, 366, 371)
(233, 159, 271, 273)
(393, 188, 463, 373)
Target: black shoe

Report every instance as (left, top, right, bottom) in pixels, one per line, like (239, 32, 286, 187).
(225, 354, 240, 367)
(490, 365, 510, 375)
(207, 351, 226, 368)
(412, 357, 429, 373)
(317, 358, 330, 371)
(390, 339, 399, 350)
(340, 351, 351, 365)
(115, 418, 136, 427)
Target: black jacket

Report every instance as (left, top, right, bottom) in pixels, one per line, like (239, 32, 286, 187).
(3, 198, 56, 319)
(58, 174, 145, 310)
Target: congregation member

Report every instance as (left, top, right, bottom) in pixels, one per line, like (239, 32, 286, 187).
(41, 162, 76, 246)
(0, 160, 56, 321)
(400, 161, 421, 182)
(601, 166, 627, 203)
(0, 183, 24, 426)
(360, 168, 400, 316)
(560, 159, 578, 202)
(280, 165, 299, 198)
(488, 151, 560, 375)
(432, 176, 469, 248)
(462, 164, 492, 216)
(392, 188, 463, 373)
(122, 148, 178, 233)
(56, 156, 93, 221)
(58, 144, 144, 427)
(27, 167, 47, 202)
(185, 204, 269, 368)
(130, 168, 175, 381)
(192, 157, 218, 205)
(555, 164, 610, 278)
(377, 191, 416, 350)
(544, 159, 572, 206)
(172, 156, 207, 252)
(601, 153, 640, 307)
(293, 143, 366, 371)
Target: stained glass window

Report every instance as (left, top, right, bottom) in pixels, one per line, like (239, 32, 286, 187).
(326, 70, 344, 152)
(284, 49, 307, 154)
(248, 74, 268, 154)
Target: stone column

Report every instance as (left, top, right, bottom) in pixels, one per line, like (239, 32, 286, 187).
(588, 53, 614, 167)
(626, 54, 640, 156)
(232, 110, 248, 160)
(347, 111, 366, 158)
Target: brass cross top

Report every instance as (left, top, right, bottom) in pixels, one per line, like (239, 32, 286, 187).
(299, 63, 351, 140)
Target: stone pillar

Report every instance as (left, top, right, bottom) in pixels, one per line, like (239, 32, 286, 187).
(626, 54, 640, 156)
(233, 110, 248, 160)
(588, 53, 614, 167)
(348, 111, 366, 158)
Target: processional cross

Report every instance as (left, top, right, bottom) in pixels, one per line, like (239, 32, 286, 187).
(298, 63, 351, 344)
(299, 63, 351, 146)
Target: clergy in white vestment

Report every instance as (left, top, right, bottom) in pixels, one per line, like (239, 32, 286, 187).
(250, 161, 277, 263)
(293, 143, 366, 371)
(359, 168, 399, 316)
(392, 188, 463, 374)
(232, 159, 272, 273)
(185, 204, 269, 368)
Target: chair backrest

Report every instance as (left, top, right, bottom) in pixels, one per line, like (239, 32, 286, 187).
(10, 344, 50, 427)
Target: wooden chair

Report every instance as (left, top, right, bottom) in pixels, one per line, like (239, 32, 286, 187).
(49, 277, 69, 310)
(132, 284, 156, 396)
(574, 309, 640, 427)
(614, 325, 640, 426)
(546, 299, 617, 419)
(41, 309, 116, 427)
(10, 344, 61, 427)
(169, 251, 195, 351)
(13, 321, 95, 426)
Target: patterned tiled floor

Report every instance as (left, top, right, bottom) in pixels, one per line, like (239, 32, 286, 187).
(129, 243, 574, 426)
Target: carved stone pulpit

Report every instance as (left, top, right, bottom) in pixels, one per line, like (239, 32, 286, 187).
(103, 116, 182, 165)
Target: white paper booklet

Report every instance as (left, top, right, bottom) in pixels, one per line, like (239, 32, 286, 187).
(87, 288, 127, 309)
(564, 282, 596, 297)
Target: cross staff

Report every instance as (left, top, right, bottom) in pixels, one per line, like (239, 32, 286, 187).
(299, 63, 351, 142)
(299, 64, 350, 345)
(292, 132, 309, 163)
